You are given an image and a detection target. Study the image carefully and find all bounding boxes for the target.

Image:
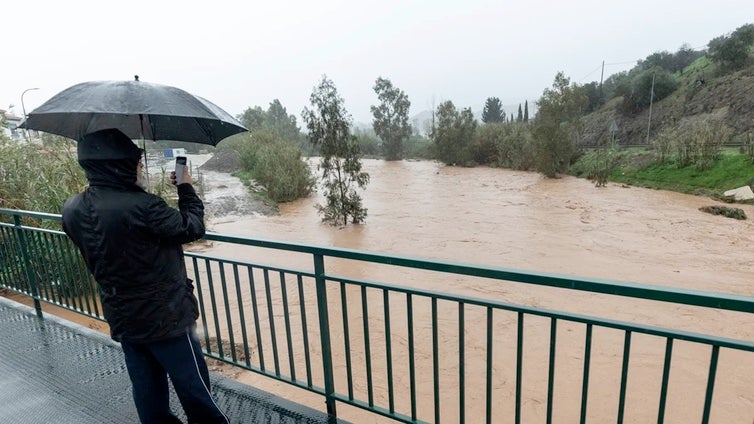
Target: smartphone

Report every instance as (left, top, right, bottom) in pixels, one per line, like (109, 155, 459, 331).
(174, 156, 187, 185)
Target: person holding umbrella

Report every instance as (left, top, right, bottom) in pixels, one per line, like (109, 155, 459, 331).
(61, 128, 229, 424)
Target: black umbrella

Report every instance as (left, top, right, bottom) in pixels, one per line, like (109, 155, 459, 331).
(20, 77, 247, 145)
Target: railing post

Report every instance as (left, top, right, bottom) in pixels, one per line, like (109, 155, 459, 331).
(313, 253, 337, 417)
(13, 215, 42, 318)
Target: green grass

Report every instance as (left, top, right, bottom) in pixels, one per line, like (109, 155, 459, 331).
(607, 151, 754, 199)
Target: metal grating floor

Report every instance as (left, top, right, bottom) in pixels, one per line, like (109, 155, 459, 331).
(0, 296, 342, 424)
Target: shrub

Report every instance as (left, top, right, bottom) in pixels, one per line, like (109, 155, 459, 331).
(472, 122, 536, 170)
(651, 128, 675, 164)
(652, 116, 729, 170)
(676, 117, 729, 170)
(699, 205, 747, 220)
(226, 130, 314, 203)
(570, 139, 624, 187)
(0, 135, 86, 217)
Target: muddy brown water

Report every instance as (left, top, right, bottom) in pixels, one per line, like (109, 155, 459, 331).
(196, 159, 754, 423)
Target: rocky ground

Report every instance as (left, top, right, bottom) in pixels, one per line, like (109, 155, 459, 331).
(147, 150, 278, 223)
(197, 169, 278, 223)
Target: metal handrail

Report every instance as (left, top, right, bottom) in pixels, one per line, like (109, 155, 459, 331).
(2, 207, 753, 424)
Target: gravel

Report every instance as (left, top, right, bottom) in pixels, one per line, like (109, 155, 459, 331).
(147, 150, 277, 222)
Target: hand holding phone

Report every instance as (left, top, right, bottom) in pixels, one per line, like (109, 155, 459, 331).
(174, 156, 187, 185)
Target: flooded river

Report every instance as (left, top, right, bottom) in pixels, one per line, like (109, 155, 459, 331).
(200, 158, 754, 423)
(209, 159, 754, 295)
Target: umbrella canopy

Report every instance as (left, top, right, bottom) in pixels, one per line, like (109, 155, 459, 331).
(20, 79, 247, 146)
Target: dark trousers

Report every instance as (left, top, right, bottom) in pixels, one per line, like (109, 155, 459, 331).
(121, 330, 230, 424)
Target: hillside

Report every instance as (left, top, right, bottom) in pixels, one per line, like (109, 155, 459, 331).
(580, 59, 754, 146)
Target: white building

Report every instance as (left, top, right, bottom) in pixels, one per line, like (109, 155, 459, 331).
(1, 109, 23, 141)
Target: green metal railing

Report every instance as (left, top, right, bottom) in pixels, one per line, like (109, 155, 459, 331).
(2, 207, 753, 423)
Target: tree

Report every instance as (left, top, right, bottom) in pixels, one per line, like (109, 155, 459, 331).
(371, 77, 412, 160)
(238, 100, 301, 143)
(638, 50, 675, 72)
(516, 104, 523, 122)
(531, 72, 587, 177)
(302, 76, 369, 225)
(581, 82, 604, 112)
(432, 101, 477, 165)
(523, 100, 529, 123)
(734, 23, 754, 44)
(708, 24, 754, 70)
(601, 70, 630, 101)
(709, 36, 750, 70)
(266, 99, 301, 142)
(619, 67, 678, 114)
(238, 106, 266, 130)
(481, 97, 505, 123)
(672, 44, 704, 73)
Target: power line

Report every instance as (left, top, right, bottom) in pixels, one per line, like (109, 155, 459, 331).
(604, 60, 637, 66)
(578, 64, 604, 82)
(579, 59, 638, 83)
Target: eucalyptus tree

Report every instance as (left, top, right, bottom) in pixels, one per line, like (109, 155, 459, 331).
(371, 77, 412, 160)
(302, 76, 369, 225)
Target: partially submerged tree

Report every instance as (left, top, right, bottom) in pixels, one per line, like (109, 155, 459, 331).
(531, 72, 587, 177)
(371, 77, 412, 160)
(302, 76, 369, 225)
(432, 101, 477, 166)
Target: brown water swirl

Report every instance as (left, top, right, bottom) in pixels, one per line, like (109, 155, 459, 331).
(197, 159, 754, 423)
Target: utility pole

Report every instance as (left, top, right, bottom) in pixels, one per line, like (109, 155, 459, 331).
(599, 60, 606, 104)
(645, 72, 656, 144)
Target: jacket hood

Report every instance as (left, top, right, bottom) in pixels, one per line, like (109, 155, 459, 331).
(77, 128, 141, 161)
(79, 158, 141, 189)
(77, 128, 142, 189)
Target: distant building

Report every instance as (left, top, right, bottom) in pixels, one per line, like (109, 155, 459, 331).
(163, 148, 187, 158)
(1, 109, 23, 141)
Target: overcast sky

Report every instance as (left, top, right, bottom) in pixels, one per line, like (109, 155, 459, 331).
(3, 0, 752, 127)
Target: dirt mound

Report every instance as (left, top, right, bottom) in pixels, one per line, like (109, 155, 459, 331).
(200, 149, 241, 173)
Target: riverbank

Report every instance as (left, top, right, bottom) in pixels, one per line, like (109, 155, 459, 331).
(196, 147, 754, 225)
(147, 152, 278, 224)
(571, 147, 754, 202)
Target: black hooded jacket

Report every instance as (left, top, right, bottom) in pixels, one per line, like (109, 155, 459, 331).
(62, 130, 205, 343)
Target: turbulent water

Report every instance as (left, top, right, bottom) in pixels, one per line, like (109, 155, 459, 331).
(198, 158, 754, 423)
(207, 158, 754, 298)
